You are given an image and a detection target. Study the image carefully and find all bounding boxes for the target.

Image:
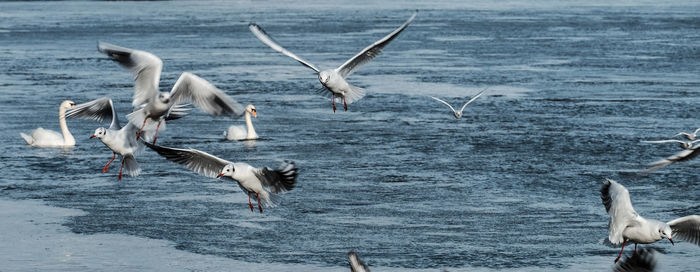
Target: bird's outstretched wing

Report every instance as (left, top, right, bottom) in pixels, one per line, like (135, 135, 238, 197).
(97, 42, 163, 107)
(644, 148, 700, 173)
(144, 142, 232, 179)
(348, 250, 370, 272)
(667, 215, 700, 246)
(429, 96, 457, 114)
(254, 161, 298, 194)
(459, 87, 488, 113)
(169, 72, 244, 117)
(336, 12, 417, 78)
(66, 97, 121, 130)
(601, 179, 640, 245)
(614, 248, 657, 272)
(248, 23, 320, 73)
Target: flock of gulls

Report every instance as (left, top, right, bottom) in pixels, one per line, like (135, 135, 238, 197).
(16, 10, 700, 271)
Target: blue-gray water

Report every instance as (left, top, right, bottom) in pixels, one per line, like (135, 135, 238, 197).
(1, 1, 699, 271)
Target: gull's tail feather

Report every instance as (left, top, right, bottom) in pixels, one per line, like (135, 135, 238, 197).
(344, 84, 366, 104)
(122, 155, 141, 177)
(20, 133, 33, 145)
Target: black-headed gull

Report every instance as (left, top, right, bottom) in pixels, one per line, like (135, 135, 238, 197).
(67, 97, 148, 180)
(348, 250, 370, 272)
(97, 42, 244, 143)
(642, 140, 700, 173)
(249, 12, 417, 112)
(20, 100, 76, 147)
(225, 104, 258, 141)
(600, 179, 700, 263)
(673, 128, 700, 140)
(144, 142, 297, 213)
(430, 88, 488, 119)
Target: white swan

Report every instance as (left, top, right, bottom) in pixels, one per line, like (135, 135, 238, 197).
(226, 104, 258, 141)
(20, 100, 76, 147)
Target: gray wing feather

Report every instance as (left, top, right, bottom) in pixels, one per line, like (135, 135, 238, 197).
(66, 97, 121, 130)
(168, 72, 244, 117)
(668, 215, 700, 246)
(335, 12, 417, 78)
(248, 23, 320, 73)
(600, 179, 639, 245)
(644, 148, 700, 173)
(614, 248, 657, 272)
(459, 88, 488, 113)
(144, 142, 232, 179)
(97, 41, 163, 107)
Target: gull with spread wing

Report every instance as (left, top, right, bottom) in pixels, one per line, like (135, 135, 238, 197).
(144, 142, 297, 213)
(66, 97, 150, 180)
(249, 12, 417, 112)
(430, 88, 488, 119)
(348, 250, 370, 272)
(673, 128, 700, 140)
(642, 140, 700, 173)
(97, 42, 243, 143)
(600, 179, 700, 263)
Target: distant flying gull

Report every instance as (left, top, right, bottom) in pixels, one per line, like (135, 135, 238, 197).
(20, 100, 76, 147)
(97, 42, 244, 143)
(67, 97, 150, 180)
(430, 88, 488, 119)
(642, 140, 700, 173)
(225, 104, 259, 141)
(673, 128, 700, 140)
(249, 12, 417, 112)
(614, 248, 657, 272)
(600, 179, 700, 263)
(640, 139, 700, 150)
(348, 250, 370, 272)
(144, 142, 297, 213)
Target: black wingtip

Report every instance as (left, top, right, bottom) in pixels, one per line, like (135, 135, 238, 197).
(601, 179, 613, 213)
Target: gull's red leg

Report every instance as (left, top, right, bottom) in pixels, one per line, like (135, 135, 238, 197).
(152, 120, 162, 145)
(102, 152, 116, 173)
(118, 158, 124, 181)
(136, 118, 148, 140)
(247, 192, 254, 212)
(614, 240, 627, 263)
(343, 96, 347, 111)
(256, 193, 263, 213)
(331, 94, 336, 112)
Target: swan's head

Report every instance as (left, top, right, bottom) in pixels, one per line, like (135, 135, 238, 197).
(245, 104, 257, 118)
(658, 224, 674, 245)
(61, 100, 76, 110)
(217, 164, 235, 178)
(90, 127, 107, 139)
(318, 71, 330, 86)
(157, 92, 171, 104)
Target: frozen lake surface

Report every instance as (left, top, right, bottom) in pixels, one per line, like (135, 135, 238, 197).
(1, 1, 699, 271)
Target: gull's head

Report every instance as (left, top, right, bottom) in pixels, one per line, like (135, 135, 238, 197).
(318, 71, 330, 86)
(453, 112, 462, 119)
(158, 92, 171, 104)
(246, 104, 257, 118)
(659, 224, 674, 245)
(90, 127, 107, 139)
(217, 164, 235, 178)
(61, 100, 76, 110)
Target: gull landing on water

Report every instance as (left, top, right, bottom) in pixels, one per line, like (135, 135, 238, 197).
(249, 12, 417, 112)
(600, 179, 700, 263)
(97, 42, 244, 144)
(144, 142, 297, 213)
(430, 88, 488, 119)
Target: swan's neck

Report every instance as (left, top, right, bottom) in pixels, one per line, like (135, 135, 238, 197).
(59, 107, 75, 146)
(244, 111, 258, 139)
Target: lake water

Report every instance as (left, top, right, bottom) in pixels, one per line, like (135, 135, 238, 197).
(1, 1, 699, 271)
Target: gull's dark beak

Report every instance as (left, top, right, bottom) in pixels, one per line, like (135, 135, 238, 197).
(216, 173, 224, 178)
(90, 135, 96, 139)
(669, 238, 674, 245)
(252, 109, 257, 118)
